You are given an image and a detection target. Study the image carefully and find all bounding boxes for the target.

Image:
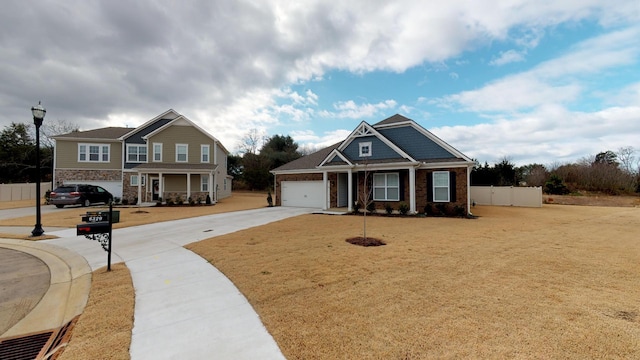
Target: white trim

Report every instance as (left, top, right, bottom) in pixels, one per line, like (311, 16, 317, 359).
(201, 144, 210, 163)
(433, 171, 450, 202)
(153, 142, 163, 162)
(201, 174, 209, 192)
(126, 144, 148, 163)
(176, 144, 188, 162)
(78, 143, 110, 163)
(359, 141, 372, 157)
(373, 172, 400, 201)
(318, 149, 353, 167)
(336, 121, 416, 162)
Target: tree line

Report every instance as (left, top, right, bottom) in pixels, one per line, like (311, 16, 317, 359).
(3, 121, 638, 196)
(471, 148, 640, 195)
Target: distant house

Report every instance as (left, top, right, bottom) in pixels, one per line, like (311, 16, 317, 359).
(270, 114, 475, 214)
(53, 109, 232, 204)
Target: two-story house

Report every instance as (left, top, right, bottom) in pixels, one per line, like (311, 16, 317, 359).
(53, 109, 232, 204)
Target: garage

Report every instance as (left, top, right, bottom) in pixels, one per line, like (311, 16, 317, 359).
(64, 180, 122, 198)
(280, 181, 324, 208)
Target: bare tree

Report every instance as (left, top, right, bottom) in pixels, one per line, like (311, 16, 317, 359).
(617, 146, 637, 175)
(237, 128, 267, 155)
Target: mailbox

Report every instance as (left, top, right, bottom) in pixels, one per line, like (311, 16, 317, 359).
(77, 222, 111, 236)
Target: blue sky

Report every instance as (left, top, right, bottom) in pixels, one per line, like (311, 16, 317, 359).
(1, 1, 639, 166)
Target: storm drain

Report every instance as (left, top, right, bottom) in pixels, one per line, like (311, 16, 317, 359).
(0, 316, 78, 360)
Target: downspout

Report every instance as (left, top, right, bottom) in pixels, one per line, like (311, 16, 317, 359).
(467, 164, 473, 216)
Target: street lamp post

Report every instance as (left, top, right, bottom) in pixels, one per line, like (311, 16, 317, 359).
(31, 102, 46, 237)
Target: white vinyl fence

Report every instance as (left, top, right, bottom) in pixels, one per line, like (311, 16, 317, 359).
(0, 183, 51, 202)
(471, 186, 542, 207)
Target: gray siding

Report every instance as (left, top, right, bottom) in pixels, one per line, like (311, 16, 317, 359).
(343, 136, 403, 161)
(378, 127, 455, 160)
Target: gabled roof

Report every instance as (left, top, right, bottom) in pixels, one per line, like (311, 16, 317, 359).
(53, 127, 132, 140)
(142, 115, 229, 154)
(272, 114, 474, 173)
(271, 142, 341, 172)
(120, 109, 181, 141)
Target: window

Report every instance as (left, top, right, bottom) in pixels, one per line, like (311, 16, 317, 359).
(201, 144, 210, 163)
(176, 144, 188, 162)
(130, 175, 145, 186)
(201, 175, 209, 192)
(373, 173, 399, 201)
(127, 145, 147, 163)
(153, 143, 162, 162)
(78, 143, 110, 162)
(433, 171, 450, 202)
(359, 142, 372, 157)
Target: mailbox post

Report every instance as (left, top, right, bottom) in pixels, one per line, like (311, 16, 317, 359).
(77, 202, 114, 271)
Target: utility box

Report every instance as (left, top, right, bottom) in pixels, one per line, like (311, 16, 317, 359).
(100, 210, 120, 223)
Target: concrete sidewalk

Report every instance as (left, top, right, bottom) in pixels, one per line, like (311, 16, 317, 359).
(44, 206, 316, 359)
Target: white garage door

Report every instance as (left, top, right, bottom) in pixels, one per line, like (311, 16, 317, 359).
(281, 181, 324, 208)
(65, 181, 122, 198)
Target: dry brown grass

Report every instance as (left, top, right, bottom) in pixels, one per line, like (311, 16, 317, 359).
(0, 192, 268, 230)
(187, 205, 640, 359)
(59, 263, 134, 360)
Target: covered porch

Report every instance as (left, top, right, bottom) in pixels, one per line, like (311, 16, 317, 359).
(131, 164, 218, 205)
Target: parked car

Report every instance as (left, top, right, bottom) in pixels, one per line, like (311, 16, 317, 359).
(50, 184, 113, 208)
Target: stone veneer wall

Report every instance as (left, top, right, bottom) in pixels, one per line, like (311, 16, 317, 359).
(54, 169, 121, 187)
(122, 180, 147, 203)
(274, 173, 323, 206)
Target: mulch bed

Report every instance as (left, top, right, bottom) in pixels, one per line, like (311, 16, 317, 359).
(345, 236, 386, 247)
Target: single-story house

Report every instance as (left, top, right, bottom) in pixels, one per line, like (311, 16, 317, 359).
(53, 109, 232, 204)
(270, 114, 475, 214)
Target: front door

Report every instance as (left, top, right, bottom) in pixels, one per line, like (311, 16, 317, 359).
(152, 179, 160, 201)
(337, 173, 348, 207)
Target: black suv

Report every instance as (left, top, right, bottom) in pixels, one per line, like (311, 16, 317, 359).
(50, 184, 113, 208)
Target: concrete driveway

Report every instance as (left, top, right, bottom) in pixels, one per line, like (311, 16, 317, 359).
(43, 206, 316, 359)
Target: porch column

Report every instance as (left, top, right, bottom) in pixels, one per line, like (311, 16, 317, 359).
(137, 170, 142, 205)
(186, 173, 191, 200)
(322, 171, 328, 210)
(158, 172, 163, 201)
(347, 170, 353, 212)
(209, 171, 214, 202)
(409, 166, 416, 214)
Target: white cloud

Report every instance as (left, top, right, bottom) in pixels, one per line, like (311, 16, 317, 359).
(489, 49, 526, 66)
(319, 99, 398, 119)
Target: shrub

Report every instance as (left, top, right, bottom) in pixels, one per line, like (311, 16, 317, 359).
(267, 191, 273, 207)
(435, 203, 447, 216)
(122, 198, 129, 205)
(453, 205, 466, 217)
(188, 196, 196, 206)
(166, 197, 175, 206)
(133, 197, 138, 205)
(544, 174, 570, 195)
(366, 201, 376, 213)
(353, 201, 361, 213)
(113, 197, 121, 205)
(205, 194, 212, 205)
(424, 203, 433, 216)
(398, 202, 409, 215)
(176, 196, 184, 205)
(45, 190, 51, 204)
(384, 203, 394, 214)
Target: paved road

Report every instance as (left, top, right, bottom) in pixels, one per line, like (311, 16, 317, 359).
(0, 204, 73, 221)
(44, 206, 316, 359)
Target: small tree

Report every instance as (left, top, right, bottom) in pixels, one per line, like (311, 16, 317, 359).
(544, 174, 569, 195)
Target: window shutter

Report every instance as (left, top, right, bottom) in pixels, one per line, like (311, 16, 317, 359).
(427, 172, 433, 202)
(450, 171, 456, 202)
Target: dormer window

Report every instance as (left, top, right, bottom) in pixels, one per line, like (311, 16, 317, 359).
(359, 142, 372, 157)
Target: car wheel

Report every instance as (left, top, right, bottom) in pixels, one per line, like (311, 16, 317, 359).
(83, 199, 91, 207)
(55, 204, 64, 208)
